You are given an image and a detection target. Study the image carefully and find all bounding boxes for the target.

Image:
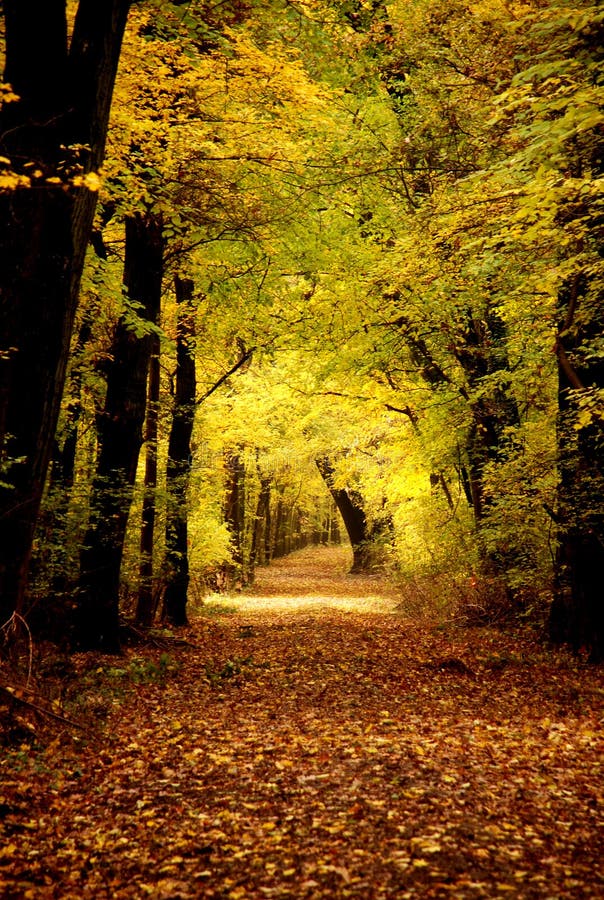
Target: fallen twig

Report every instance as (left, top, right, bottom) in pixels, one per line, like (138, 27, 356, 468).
(1, 684, 86, 730)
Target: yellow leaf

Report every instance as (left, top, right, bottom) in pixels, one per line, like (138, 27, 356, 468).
(83, 171, 102, 191)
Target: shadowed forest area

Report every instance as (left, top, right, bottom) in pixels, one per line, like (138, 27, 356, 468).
(0, 0, 603, 896)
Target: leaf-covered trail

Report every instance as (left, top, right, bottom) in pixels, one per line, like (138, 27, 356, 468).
(1, 546, 603, 899)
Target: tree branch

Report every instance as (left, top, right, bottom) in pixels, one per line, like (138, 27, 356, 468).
(196, 347, 255, 405)
(555, 341, 585, 391)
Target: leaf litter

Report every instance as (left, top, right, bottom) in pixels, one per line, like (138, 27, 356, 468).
(1, 546, 602, 899)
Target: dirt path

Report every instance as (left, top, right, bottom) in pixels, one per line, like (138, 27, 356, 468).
(207, 545, 401, 613)
(1, 547, 603, 899)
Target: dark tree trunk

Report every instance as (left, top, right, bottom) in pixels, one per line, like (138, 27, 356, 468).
(290, 507, 300, 552)
(250, 476, 271, 570)
(222, 451, 246, 583)
(284, 505, 293, 556)
(549, 275, 604, 661)
(316, 457, 371, 573)
(263, 482, 273, 563)
(0, 1, 131, 627)
(77, 212, 163, 650)
(136, 334, 161, 628)
(163, 277, 196, 627)
(273, 494, 286, 559)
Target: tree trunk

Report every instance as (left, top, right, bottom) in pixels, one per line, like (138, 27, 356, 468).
(0, 0, 131, 627)
(549, 274, 604, 661)
(136, 334, 161, 628)
(316, 457, 371, 573)
(250, 475, 271, 570)
(77, 212, 163, 649)
(273, 494, 286, 559)
(263, 481, 273, 563)
(222, 451, 246, 584)
(163, 277, 196, 627)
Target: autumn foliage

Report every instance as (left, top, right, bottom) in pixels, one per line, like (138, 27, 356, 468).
(1, 2, 603, 893)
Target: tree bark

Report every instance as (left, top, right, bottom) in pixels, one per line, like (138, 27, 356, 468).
(316, 457, 371, 573)
(136, 334, 161, 627)
(76, 212, 163, 650)
(222, 451, 246, 584)
(549, 275, 604, 661)
(250, 475, 272, 570)
(163, 277, 196, 627)
(263, 482, 273, 563)
(0, 0, 131, 627)
(273, 493, 286, 560)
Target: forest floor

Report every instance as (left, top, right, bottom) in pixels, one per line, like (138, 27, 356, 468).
(1, 545, 603, 899)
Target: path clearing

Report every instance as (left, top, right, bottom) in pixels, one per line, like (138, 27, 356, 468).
(1, 546, 603, 899)
(206, 545, 401, 614)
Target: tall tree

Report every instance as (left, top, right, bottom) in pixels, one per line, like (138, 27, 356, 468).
(77, 211, 163, 649)
(136, 332, 161, 628)
(250, 471, 272, 570)
(316, 456, 373, 573)
(551, 272, 604, 660)
(163, 276, 197, 626)
(0, 0, 131, 627)
(222, 451, 246, 586)
(537, 5, 604, 659)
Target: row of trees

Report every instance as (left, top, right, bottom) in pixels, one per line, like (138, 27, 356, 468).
(1, 0, 602, 658)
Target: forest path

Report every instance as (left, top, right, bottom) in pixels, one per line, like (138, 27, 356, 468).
(1, 547, 603, 899)
(207, 544, 402, 614)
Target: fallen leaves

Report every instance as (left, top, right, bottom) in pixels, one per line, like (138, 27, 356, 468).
(1, 548, 603, 898)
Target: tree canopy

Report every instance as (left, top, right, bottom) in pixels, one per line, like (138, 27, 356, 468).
(0, 0, 602, 656)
